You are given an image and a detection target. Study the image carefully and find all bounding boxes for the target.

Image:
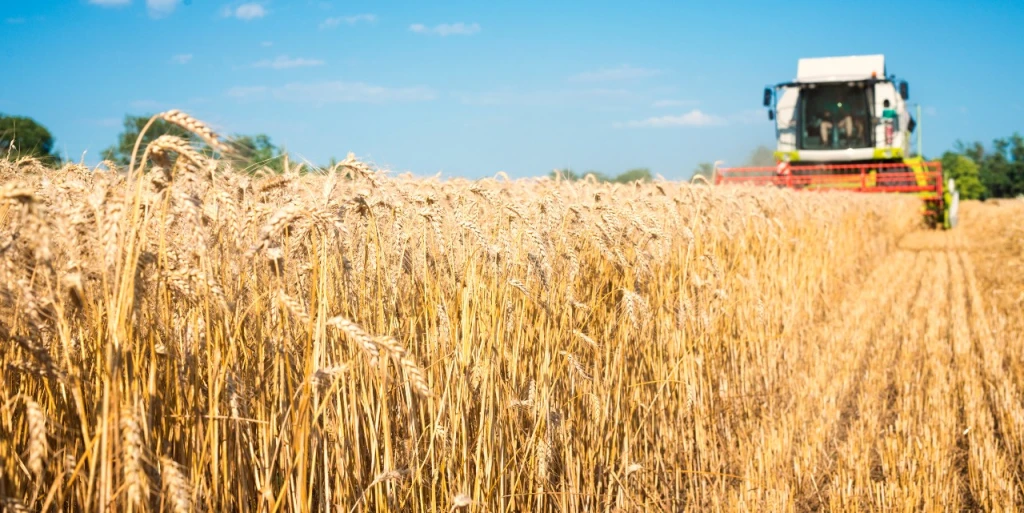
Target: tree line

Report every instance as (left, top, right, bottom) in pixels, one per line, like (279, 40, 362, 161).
(940, 134, 1024, 200)
(2, 112, 1022, 198)
(1, 112, 297, 174)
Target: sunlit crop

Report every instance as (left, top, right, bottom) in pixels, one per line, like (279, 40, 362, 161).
(1, 112, 1021, 512)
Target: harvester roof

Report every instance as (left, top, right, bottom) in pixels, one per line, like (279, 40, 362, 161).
(795, 54, 886, 83)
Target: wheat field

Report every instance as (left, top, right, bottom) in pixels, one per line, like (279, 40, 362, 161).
(1, 112, 1023, 512)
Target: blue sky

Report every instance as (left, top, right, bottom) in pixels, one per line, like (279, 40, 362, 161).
(2, 0, 1022, 179)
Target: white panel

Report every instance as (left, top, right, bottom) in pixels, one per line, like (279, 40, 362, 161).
(796, 54, 885, 82)
(775, 86, 800, 152)
(798, 148, 878, 162)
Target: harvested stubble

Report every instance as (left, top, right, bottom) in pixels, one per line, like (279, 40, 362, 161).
(7, 111, 1017, 512)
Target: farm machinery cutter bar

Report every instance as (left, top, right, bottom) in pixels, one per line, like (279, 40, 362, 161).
(713, 159, 957, 228)
(713, 54, 958, 229)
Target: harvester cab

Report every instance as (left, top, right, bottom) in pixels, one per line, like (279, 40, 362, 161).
(715, 54, 958, 229)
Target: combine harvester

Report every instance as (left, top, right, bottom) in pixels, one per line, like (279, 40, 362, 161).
(714, 54, 958, 228)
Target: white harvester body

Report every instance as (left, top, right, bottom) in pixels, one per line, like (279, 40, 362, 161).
(765, 54, 915, 164)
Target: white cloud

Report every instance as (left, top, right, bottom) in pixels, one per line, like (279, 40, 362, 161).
(225, 3, 266, 20)
(652, 99, 696, 108)
(260, 41, 273, 47)
(923, 106, 938, 117)
(172, 53, 193, 64)
(228, 81, 436, 105)
(276, 81, 436, 103)
(458, 88, 633, 107)
(252, 55, 325, 69)
(88, 0, 131, 6)
(570, 65, 662, 83)
(146, 0, 179, 17)
(5, 17, 26, 24)
(615, 109, 725, 128)
(320, 13, 376, 29)
(409, 22, 480, 36)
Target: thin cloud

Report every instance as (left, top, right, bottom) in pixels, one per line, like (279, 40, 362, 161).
(276, 81, 437, 104)
(260, 41, 273, 47)
(5, 17, 26, 24)
(729, 109, 768, 125)
(923, 106, 938, 116)
(570, 65, 662, 83)
(320, 13, 376, 29)
(88, 0, 131, 6)
(652, 99, 697, 108)
(615, 109, 725, 128)
(146, 0, 179, 17)
(458, 88, 633, 107)
(172, 53, 193, 64)
(223, 3, 266, 20)
(252, 55, 325, 69)
(409, 22, 480, 36)
(227, 81, 436, 105)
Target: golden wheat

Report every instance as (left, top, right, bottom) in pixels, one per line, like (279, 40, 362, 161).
(1, 111, 1023, 512)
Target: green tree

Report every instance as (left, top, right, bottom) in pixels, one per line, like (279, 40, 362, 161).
(227, 133, 286, 174)
(692, 162, 714, 181)
(939, 151, 985, 200)
(954, 140, 986, 163)
(550, 168, 582, 181)
(101, 113, 292, 175)
(1005, 133, 1024, 197)
(947, 133, 1024, 199)
(745, 145, 776, 166)
(613, 167, 652, 183)
(0, 113, 61, 165)
(101, 113, 202, 166)
(549, 168, 610, 181)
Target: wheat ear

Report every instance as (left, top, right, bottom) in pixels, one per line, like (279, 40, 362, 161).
(159, 109, 229, 155)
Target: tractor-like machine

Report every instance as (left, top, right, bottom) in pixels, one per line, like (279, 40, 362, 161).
(714, 54, 958, 228)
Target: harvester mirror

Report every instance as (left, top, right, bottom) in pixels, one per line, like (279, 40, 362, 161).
(768, 110, 774, 120)
(899, 81, 909, 100)
(763, 87, 772, 106)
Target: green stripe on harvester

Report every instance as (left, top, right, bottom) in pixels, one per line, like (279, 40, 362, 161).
(872, 147, 904, 160)
(773, 151, 800, 162)
(902, 156, 931, 197)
